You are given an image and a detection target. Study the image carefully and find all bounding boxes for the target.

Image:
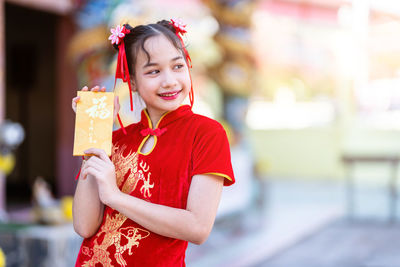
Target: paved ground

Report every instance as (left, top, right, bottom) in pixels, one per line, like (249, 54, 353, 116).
(186, 179, 345, 266)
(186, 179, 400, 267)
(258, 220, 400, 267)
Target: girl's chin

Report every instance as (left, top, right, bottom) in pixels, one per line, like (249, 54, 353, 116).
(148, 101, 184, 113)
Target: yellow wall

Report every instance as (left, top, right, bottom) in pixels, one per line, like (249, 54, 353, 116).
(248, 125, 400, 181)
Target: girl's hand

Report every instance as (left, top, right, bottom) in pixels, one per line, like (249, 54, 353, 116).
(72, 85, 103, 113)
(71, 86, 120, 123)
(81, 148, 120, 205)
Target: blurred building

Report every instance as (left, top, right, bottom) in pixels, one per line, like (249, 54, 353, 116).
(246, 0, 400, 180)
(0, 0, 79, 212)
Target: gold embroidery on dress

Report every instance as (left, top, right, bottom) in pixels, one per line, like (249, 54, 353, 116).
(82, 246, 93, 258)
(138, 160, 154, 198)
(111, 144, 140, 194)
(80, 143, 157, 265)
(112, 143, 154, 198)
(82, 212, 150, 267)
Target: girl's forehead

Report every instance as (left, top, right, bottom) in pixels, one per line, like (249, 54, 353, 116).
(141, 35, 181, 60)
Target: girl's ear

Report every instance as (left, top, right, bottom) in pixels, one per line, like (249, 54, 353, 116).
(130, 79, 137, 92)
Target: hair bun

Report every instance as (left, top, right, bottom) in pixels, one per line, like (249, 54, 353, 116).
(123, 23, 134, 32)
(157, 20, 176, 34)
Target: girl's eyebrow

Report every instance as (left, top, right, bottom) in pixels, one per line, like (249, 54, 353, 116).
(143, 56, 184, 68)
(171, 56, 183, 61)
(143, 62, 158, 68)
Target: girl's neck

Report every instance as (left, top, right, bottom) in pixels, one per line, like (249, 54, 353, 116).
(146, 106, 182, 129)
(147, 110, 164, 129)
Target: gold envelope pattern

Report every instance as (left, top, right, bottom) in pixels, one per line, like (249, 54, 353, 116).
(73, 91, 114, 156)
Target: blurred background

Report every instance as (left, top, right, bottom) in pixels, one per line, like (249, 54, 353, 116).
(1, 0, 400, 266)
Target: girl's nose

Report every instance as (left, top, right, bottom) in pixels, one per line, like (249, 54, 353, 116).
(161, 70, 177, 88)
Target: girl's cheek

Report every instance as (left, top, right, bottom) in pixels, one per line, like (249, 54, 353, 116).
(143, 78, 161, 89)
(180, 72, 191, 85)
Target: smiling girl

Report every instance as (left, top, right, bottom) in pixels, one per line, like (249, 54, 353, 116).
(72, 19, 235, 266)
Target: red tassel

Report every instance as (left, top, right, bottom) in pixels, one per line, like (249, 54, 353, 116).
(188, 70, 194, 108)
(75, 156, 85, 180)
(117, 113, 127, 135)
(113, 26, 134, 112)
(174, 31, 194, 107)
(111, 26, 132, 136)
(75, 168, 81, 181)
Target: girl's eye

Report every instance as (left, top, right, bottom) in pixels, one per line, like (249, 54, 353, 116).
(174, 64, 184, 70)
(146, 70, 159, 75)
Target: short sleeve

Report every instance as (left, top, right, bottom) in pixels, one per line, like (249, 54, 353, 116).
(191, 124, 235, 186)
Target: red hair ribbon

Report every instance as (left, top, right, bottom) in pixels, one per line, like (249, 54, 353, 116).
(170, 19, 194, 108)
(109, 25, 133, 111)
(109, 25, 133, 135)
(140, 127, 167, 137)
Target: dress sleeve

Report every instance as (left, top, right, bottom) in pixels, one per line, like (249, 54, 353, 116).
(191, 124, 235, 186)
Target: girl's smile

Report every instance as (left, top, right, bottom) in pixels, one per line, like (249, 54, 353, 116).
(158, 89, 183, 100)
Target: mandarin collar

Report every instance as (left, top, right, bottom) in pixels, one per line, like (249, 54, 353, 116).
(140, 105, 192, 129)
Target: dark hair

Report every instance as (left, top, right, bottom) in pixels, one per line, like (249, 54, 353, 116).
(113, 20, 188, 78)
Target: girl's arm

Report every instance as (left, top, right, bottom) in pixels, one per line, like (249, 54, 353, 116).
(110, 173, 223, 245)
(83, 148, 224, 245)
(72, 162, 105, 238)
(71, 85, 120, 238)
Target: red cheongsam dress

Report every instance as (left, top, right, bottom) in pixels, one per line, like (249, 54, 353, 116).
(75, 105, 235, 267)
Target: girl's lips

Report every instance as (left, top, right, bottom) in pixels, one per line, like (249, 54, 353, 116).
(158, 90, 182, 100)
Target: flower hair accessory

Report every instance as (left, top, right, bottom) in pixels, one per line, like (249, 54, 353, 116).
(169, 18, 194, 107)
(170, 18, 187, 34)
(109, 24, 133, 135)
(108, 25, 126, 45)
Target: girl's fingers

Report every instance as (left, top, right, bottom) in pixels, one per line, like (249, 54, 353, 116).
(81, 167, 101, 180)
(91, 86, 100, 92)
(73, 84, 108, 115)
(73, 86, 87, 113)
(72, 96, 81, 113)
(84, 148, 111, 163)
(88, 155, 106, 165)
(85, 157, 104, 171)
(81, 85, 106, 93)
(83, 163, 102, 175)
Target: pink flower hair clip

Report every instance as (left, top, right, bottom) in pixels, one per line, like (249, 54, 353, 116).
(108, 25, 128, 45)
(170, 18, 187, 35)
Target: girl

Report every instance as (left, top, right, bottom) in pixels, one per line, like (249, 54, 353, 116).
(72, 19, 234, 267)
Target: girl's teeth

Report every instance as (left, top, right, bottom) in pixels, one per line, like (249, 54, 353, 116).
(161, 92, 177, 97)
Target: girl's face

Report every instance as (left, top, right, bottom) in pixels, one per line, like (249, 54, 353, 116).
(133, 34, 191, 120)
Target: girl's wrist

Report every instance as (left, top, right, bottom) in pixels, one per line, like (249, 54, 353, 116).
(103, 188, 123, 208)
